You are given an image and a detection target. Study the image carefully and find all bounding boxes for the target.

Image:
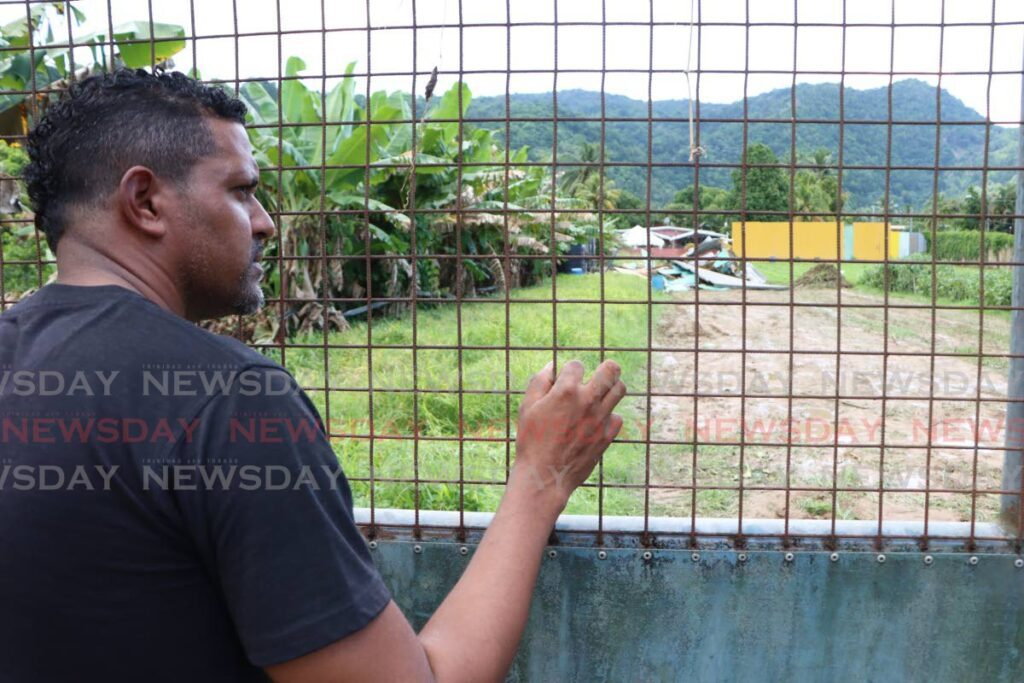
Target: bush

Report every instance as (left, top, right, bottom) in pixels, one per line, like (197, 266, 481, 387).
(924, 230, 1014, 262)
(0, 141, 51, 296)
(860, 255, 1012, 306)
(1, 227, 54, 296)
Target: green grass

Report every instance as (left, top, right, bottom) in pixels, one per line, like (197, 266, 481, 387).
(753, 260, 873, 286)
(274, 273, 662, 515)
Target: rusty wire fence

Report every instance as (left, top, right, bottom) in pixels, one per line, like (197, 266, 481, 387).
(1, 0, 1023, 552)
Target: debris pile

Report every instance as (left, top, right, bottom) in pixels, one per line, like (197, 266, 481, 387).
(613, 225, 788, 292)
(794, 263, 852, 289)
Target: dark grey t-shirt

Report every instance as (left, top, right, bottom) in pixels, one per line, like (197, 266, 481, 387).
(0, 284, 390, 681)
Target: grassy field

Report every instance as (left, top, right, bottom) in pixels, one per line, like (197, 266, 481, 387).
(276, 273, 663, 515)
(269, 262, 1008, 523)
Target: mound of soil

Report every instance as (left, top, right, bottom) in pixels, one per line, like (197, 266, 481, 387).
(795, 263, 852, 289)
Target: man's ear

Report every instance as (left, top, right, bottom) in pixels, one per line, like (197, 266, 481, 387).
(116, 166, 169, 237)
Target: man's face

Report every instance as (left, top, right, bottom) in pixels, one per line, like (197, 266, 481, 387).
(176, 117, 275, 321)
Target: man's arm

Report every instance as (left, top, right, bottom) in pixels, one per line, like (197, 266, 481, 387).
(265, 359, 626, 683)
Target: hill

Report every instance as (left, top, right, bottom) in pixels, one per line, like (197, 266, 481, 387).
(465, 79, 1018, 209)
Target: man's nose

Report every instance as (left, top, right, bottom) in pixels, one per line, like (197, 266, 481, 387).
(252, 198, 277, 241)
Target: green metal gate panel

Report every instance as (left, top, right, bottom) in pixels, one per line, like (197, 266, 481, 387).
(372, 542, 1024, 682)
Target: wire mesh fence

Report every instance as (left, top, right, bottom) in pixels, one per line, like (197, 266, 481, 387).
(1, 0, 1022, 550)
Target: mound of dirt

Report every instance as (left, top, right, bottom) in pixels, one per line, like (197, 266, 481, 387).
(795, 263, 852, 289)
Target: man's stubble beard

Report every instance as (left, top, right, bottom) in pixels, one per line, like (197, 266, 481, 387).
(231, 240, 267, 315)
(181, 202, 265, 319)
(231, 268, 265, 315)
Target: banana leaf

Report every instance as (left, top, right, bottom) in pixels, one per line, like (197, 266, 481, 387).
(108, 21, 186, 67)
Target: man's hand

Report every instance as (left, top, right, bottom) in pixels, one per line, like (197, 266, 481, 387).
(511, 359, 627, 510)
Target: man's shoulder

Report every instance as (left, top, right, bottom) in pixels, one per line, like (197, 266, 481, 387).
(4, 283, 284, 375)
(125, 300, 282, 373)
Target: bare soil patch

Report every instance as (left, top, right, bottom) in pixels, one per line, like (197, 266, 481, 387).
(647, 287, 1009, 525)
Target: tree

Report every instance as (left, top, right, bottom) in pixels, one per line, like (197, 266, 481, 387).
(798, 148, 847, 217)
(558, 142, 602, 196)
(792, 170, 832, 219)
(926, 193, 965, 232)
(960, 186, 983, 231)
(570, 171, 621, 212)
(616, 190, 643, 211)
(959, 182, 1016, 233)
(990, 182, 1017, 233)
(728, 143, 789, 221)
(663, 185, 730, 229)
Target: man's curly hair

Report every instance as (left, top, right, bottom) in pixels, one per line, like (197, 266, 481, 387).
(24, 68, 248, 250)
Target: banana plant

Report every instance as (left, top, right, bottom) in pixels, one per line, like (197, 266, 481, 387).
(238, 58, 587, 338)
(0, 4, 186, 125)
(241, 57, 413, 337)
(370, 83, 587, 295)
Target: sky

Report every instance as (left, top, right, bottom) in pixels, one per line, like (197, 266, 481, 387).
(2, 0, 1022, 122)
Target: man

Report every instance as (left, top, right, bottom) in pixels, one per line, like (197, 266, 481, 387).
(0, 69, 626, 681)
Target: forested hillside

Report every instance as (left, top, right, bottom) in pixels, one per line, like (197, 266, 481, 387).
(466, 79, 1018, 209)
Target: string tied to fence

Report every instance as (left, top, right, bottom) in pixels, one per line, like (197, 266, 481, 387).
(682, 0, 704, 162)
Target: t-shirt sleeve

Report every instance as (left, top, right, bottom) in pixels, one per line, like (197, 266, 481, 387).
(169, 365, 391, 667)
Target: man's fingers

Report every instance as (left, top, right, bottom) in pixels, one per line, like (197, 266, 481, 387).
(585, 360, 621, 401)
(522, 361, 555, 407)
(552, 359, 585, 392)
(604, 413, 624, 442)
(599, 380, 627, 415)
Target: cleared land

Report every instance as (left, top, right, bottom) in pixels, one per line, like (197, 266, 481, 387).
(649, 286, 1009, 524)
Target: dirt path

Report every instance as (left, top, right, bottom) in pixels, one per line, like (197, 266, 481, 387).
(647, 286, 1010, 524)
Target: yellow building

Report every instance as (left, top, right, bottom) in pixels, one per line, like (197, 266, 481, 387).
(731, 221, 925, 261)
(730, 220, 842, 260)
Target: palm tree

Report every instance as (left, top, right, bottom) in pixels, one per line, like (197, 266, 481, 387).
(559, 142, 602, 196)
